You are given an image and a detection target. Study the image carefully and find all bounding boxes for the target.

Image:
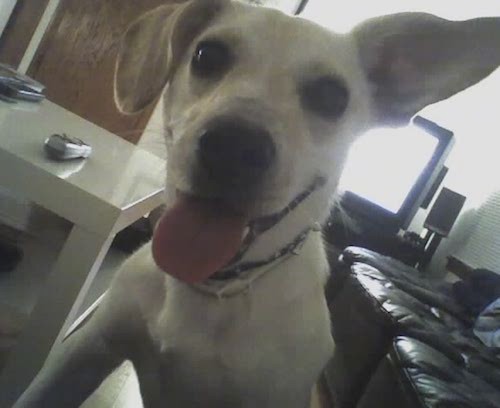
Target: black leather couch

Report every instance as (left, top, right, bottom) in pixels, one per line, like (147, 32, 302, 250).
(323, 247, 500, 408)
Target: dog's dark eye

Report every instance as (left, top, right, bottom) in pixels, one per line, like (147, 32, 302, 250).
(300, 76, 349, 119)
(192, 40, 232, 77)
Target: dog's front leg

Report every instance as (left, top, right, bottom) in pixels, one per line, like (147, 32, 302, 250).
(13, 316, 124, 408)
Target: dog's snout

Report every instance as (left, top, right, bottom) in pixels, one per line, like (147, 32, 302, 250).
(198, 119, 275, 187)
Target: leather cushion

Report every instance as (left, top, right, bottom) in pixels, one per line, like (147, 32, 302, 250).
(324, 248, 499, 407)
(392, 337, 500, 407)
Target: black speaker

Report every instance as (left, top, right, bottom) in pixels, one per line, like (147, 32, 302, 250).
(420, 166, 448, 210)
(424, 187, 466, 237)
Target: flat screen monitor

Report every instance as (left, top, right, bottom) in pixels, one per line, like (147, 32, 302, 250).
(338, 116, 454, 232)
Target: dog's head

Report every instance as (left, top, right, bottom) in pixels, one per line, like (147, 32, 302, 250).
(115, 0, 500, 283)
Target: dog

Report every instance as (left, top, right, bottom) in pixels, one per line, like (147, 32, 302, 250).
(14, 1, 500, 407)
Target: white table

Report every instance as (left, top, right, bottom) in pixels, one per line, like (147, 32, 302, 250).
(0, 100, 165, 406)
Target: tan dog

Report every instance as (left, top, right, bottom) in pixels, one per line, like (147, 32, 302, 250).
(15, 1, 500, 407)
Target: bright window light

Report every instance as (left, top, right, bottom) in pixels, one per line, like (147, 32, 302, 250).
(338, 127, 438, 213)
(301, 0, 500, 33)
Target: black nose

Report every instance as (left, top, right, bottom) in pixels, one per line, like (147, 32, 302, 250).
(198, 119, 276, 187)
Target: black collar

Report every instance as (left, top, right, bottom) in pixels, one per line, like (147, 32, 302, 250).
(211, 176, 326, 281)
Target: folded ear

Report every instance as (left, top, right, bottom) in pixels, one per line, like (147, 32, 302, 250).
(115, 0, 228, 114)
(354, 13, 500, 125)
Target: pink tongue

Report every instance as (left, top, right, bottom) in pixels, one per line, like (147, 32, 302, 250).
(152, 195, 247, 284)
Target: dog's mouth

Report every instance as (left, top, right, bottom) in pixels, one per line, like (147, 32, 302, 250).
(152, 191, 249, 284)
(152, 177, 326, 284)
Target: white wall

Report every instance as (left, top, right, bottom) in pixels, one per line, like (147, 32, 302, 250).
(302, 1, 500, 32)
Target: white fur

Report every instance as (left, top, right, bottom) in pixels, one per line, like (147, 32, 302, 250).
(15, 2, 500, 407)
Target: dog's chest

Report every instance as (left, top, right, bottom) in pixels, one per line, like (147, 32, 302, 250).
(145, 265, 333, 406)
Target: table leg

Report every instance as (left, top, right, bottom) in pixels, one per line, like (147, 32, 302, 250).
(0, 225, 114, 407)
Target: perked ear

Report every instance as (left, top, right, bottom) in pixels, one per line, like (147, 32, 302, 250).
(354, 13, 500, 125)
(114, 0, 228, 114)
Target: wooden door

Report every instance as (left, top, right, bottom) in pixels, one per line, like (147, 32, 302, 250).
(27, 0, 184, 144)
